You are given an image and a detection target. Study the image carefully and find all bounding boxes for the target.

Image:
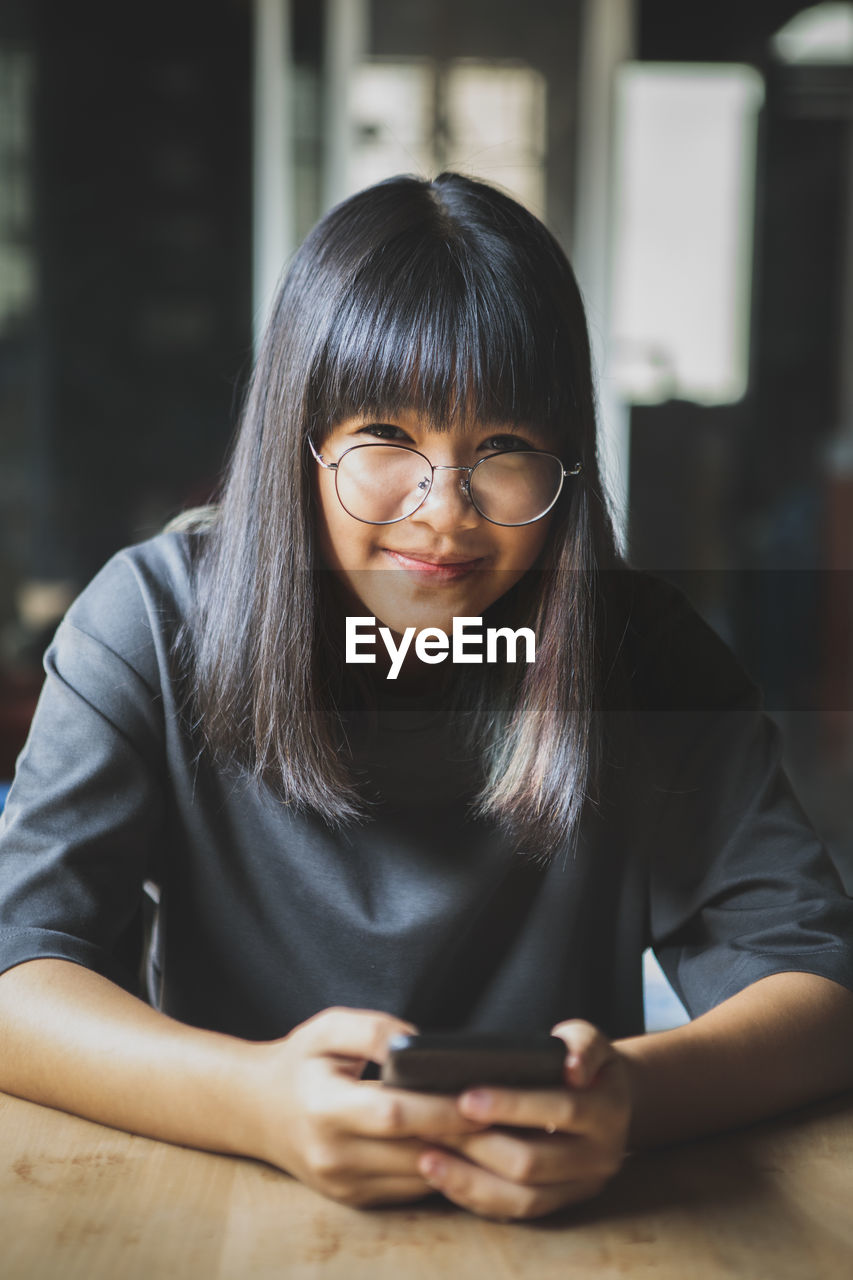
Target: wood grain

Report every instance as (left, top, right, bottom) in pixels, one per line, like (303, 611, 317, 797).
(2, 1090, 852, 1279)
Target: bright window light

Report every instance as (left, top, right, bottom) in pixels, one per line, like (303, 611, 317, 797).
(347, 58, 546, 214)
(349, 60, 435, 188)
(444, 62, 546, 216)
(610, 63, 765, 406)
(772, 2, 853, 64)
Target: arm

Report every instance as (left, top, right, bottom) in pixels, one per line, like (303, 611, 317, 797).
(0, 958, 260, 1157)
(619, 970, 853, 1146)
(0, 958, 486, 1208)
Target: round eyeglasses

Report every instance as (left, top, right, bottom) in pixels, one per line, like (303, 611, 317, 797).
(309, 439, 582, 527)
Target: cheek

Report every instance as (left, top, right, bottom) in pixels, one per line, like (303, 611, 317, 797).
(314, 472, 373, 571)
(493, 516, 553, 572)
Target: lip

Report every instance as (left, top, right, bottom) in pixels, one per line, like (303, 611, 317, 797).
(382, 549, 485, 580)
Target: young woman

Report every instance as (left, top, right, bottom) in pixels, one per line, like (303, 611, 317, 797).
(0, 173, 852, 1222)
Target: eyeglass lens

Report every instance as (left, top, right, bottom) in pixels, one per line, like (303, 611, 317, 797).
(334, 445, 565, 526)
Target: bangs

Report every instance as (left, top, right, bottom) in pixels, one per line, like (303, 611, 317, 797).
(306, 231, 574, 438)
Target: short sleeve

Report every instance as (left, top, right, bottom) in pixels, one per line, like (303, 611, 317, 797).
(0, 549, 172, 993)
(638, 580, 853, 1016)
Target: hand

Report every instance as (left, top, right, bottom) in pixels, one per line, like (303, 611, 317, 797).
(246, 1007, 488, 1208)
(416, 1020, 632, 1220)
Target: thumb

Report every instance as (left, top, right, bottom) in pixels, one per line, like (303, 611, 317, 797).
(550, 1019, 615, 1088)
(292, 1006, 418, 1066)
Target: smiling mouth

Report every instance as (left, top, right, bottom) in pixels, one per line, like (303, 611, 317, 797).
(382, 549, 485, 579)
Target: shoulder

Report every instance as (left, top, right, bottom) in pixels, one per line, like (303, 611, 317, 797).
(600, 568, 759, 714)
(56, 531, 203, 694)
(67, 530, 198, 631)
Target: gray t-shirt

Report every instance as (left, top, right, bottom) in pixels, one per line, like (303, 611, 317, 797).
(1, 532, 851, 1039)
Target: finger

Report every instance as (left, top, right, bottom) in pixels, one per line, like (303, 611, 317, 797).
(418, 1150, 609, 1221)
(435, 1128, 598, 1185)
(312, 1134, 438, 1179)
(348, 1176, 436, 1208)
(337, 1079, 490, 1140)
(294, 1129, 462, 1198)
(291, 1007, 418, 1065)
(457, 1084, 601, 1136)
(549, 1020, 614, 1087)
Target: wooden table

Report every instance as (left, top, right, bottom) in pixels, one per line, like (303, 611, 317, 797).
(2, 1089, 852, 1279)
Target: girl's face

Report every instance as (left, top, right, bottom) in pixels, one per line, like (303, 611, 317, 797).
(313, 411, 559, 638)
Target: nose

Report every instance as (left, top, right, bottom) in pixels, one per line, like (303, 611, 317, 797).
(411, 465, 480, 532)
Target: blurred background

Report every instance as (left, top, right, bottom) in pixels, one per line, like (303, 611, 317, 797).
(0, 1, 851, 999)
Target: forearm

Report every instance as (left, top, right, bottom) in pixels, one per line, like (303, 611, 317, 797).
(0, 958, 261, 1157)
(617, 972, 853, 1147)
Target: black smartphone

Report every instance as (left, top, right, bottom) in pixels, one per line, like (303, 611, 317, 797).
(381, 1031, 566, 1093)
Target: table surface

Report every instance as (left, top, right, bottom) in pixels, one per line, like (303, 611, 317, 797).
(3, 1089, 852, 1279)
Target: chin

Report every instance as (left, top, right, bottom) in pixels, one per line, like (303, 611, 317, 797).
(360, 576, 507, 636)
(359, 596, 462, 638)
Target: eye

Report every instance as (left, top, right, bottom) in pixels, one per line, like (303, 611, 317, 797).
(480, 433, 534, 453)
(356, 422, 410, 442)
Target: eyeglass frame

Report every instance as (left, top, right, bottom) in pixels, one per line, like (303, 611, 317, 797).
(308, 437, 583, 528)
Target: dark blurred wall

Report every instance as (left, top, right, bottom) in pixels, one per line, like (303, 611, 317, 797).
(27, 0, 252, 584)
(638, 0, 807, 62)
(0, 0, 252, 775)
(631, 0, 853, 877)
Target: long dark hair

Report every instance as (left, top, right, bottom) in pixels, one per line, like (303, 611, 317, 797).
(186, 173, 621, 856)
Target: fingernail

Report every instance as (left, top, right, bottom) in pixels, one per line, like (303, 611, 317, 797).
(420, 1154, 447, 1183)
(459, 1089, 492, 1116)
(568, 1053, 586, 1082)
